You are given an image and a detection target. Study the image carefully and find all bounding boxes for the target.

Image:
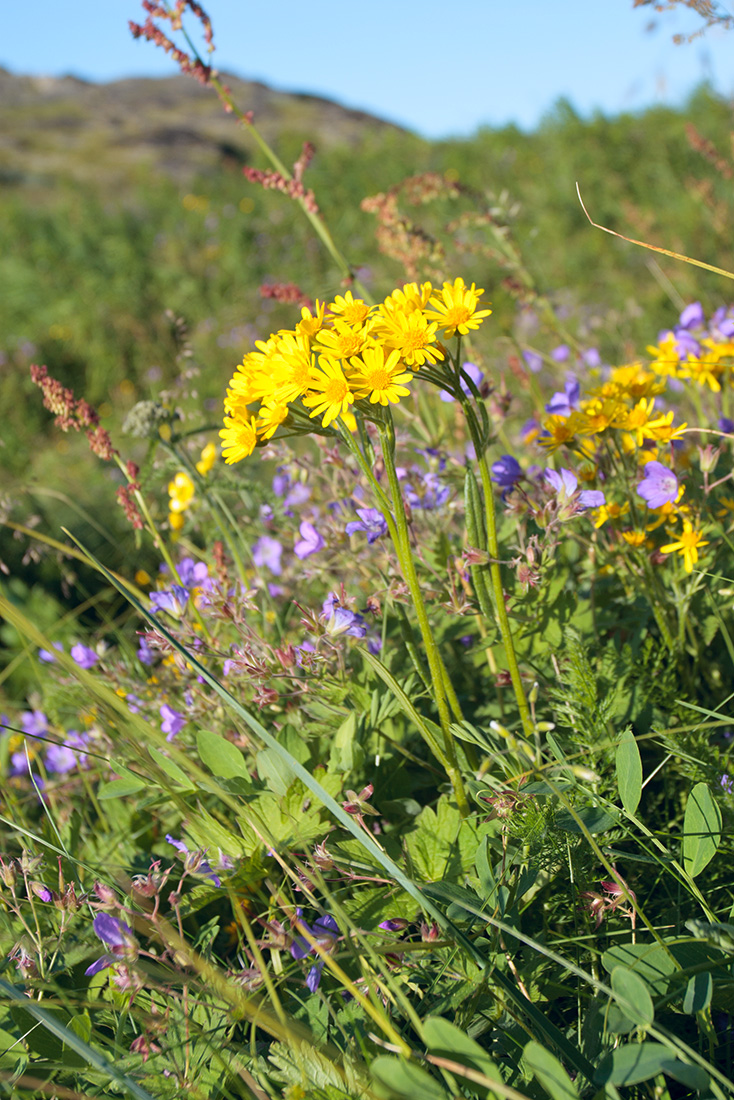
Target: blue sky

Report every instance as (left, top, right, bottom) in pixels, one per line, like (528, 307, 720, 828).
(3, 1, 733, 137)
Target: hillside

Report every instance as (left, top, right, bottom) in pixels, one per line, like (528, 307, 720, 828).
(0, 67, 407, 186)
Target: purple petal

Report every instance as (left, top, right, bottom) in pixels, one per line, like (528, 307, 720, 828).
(85, 953, 114, 976)
(578, 490, 606, 510)
(93, 913, 132, 947)
(306, 960, 325, 993)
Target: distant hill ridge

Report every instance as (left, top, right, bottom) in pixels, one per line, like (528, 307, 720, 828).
(0, 67, 408, 184)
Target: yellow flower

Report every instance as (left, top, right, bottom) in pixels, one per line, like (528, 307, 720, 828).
(296, 301, 325, 338)
(717, 496, 734, 519)
(168, 472, 195, 515)
(328, 292, 372, 327)
(643, 411, 688, 444)
(539, 413, 582, 451)
(257, 399, 290, 440)
(315, 319, 371, 360)
(271, 332, 317, 405)
(660, 520, 709, 573)
(196, 442, 217, 476)
(302, 357, 356, 427)
(350, 346, 413, 406)
(621, 530, 648, 548)
(425, 278, 492, 338)
(375, 308, 443, 368)
(381, 281, 433, 315)
(592, 502, 629, 529)
(220, 414, 259, 464)
(647, 333, 681, 378)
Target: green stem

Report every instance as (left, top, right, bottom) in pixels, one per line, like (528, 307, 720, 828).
(462, 406, 533, 740)
(376, 420, 470, 815)
(339, 422, 470, 814)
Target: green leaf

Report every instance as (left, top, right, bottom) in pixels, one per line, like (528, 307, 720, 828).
(523, 1040, 579, 1100)
(595, 1043, 674, 1086)
(149, 746, 196, 789)
(683, 971, 713, 1014)
(683, 782, 722, 878)
(2, 979, 155, 1100)
(615, 728, 642, 815)
(662, 1062, 710, 1091)
(423, 1016, 501, 1099)
(197, 730, 249, 779)
(610, 966, 654, 1029)
(98, 775, 145, 799)
(371, 1056, 447, 1100)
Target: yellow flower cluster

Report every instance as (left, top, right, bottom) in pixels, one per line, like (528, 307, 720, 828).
(220, 278, 492, 464)
(540, 362, 686, 460)
(647, 332, 734, 393)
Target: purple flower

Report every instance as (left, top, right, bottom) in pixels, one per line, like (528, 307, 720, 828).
(719, 417, 734, 435)
(403, 472, 449, 510)
(21, 710, 48, 737)
(166, 835, 223, 887)
(551, 344, 570, 362)
(177, 558, 211, 589)
(439, 361, 484, 402)
(126, 695, 142, 714)
(582, 347, 601, 367)
(522, 350, 543, 374)
(321, 595, 367, 638)
(491, 455, 523, 488)
(545, 468, 579, 498)
(545, 378, 580, 418)
(637, 461, 679, 510)
(679, 301, 705, 330)
(85, 913, 136, 976)
(273, 470, 290, 497)
(150, 586, 188, 617)
(291, 912, 340, 992)
(284, 483, 312, 513)
(545, 468, 604, 511)
(294, 521, 324, 559)
(137, 637, 156, 666)
(38, 641, 64, 664)
(45, 730, 89, 775)
(379, 918, 409, 932)
(721, 774, 733, 794)
(160, 704, 186, 742)
(30, 882, 52, 902)
(71, 644, 98, 670)
(345, 507, 388, 544)
(252, 536, 283, 575)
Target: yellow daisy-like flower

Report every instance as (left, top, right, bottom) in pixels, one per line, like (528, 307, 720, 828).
(539, 412, 582, 451)
(647, 333, 681, 378)
(620, 397, 672, 448)
(315, 319, 371, 360)
(350, 346, 413, 406)
(375, 308, 444, 368)
(643, 411, 688, 444)
(592, 501, 629, 529)
(381, 281, 433, 315)
(328, 291, 372, 327)
(257, 399, 290, 440)
(660, 519, 709, 573)
(196, 442, 217, 476)
(220, 414, 259, 465)
(271, 331, 317, 405)
(622, 530, 648, 548)
(425, 278, 492, 338)
(302, 357, 356, 427)
(295, 301, 325, 338)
